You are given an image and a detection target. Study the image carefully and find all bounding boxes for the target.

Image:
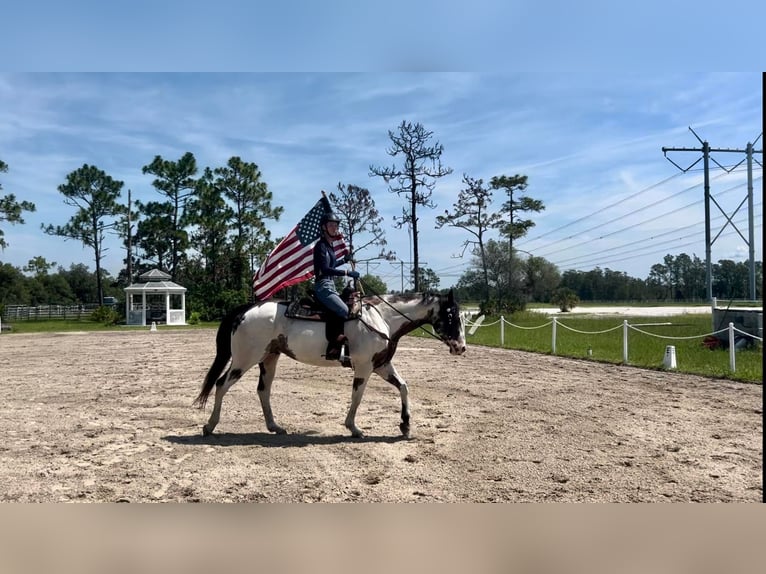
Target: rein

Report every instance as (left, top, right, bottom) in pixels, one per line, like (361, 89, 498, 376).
(356, 279, 445, 344)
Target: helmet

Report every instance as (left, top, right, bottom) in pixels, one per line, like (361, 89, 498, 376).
(321, 212, 341, 225)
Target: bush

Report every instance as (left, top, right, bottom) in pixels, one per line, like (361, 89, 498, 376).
(90, 305, 119, 325)
(550, 287, 580, 312)
(188, 311, 201, 325)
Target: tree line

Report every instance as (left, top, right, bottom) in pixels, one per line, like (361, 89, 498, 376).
(1, 121, 761, 321)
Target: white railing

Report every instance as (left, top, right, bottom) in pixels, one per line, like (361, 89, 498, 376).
(463, 315, 762, 373)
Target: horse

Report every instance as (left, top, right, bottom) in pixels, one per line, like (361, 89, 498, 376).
(194, 290, 466, 438)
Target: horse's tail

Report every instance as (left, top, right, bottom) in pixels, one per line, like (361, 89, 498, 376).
(194, 303, 254, 409)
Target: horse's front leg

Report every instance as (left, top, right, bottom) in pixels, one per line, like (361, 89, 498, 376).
(374, 362, 410, 438)
(344, 367, 373, 438)
(257, 354, 286, 434)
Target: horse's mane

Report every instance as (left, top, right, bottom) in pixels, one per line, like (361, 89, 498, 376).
(366, 292, 440, 306)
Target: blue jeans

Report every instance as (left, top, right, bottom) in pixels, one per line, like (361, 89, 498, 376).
(315, 278, 349, 319)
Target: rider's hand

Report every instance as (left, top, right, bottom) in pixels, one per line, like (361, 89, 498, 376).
(348, 270, 360, 279)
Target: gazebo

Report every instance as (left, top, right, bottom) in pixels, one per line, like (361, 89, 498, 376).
(124, 269, 187, 326)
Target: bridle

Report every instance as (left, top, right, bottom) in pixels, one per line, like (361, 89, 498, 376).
(356, 282, 459, 346)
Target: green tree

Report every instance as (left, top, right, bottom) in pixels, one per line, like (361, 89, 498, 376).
(142, 152, 198, 280)
(551, 287, 580, 312)
(42, 164, 125, 304)
(523, 255, 561, 303)
(0, 159, 36, 250)
(58, 263, 100, 304)
(370, 121, 452, 291)
(133, 200, 174, 271)
(209, 156, 283, 292)
(359, 273, 387, 296)
(436, 174, 502, 303)
(0, 262, 30, 306)
(184, 168, 233, 287)
(23, 256, 57, 276)
(489, 174, 543, 303)
(410, 267, 440, 292)
(713, 259, 750, 299)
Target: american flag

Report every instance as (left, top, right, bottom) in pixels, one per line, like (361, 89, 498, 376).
(253, 195, 349, 300)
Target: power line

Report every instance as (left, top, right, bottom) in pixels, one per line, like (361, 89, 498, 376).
(564, 222, 763, 272)
(661, 128, 762, 300)
(517, 168, 740, 255)
(534, 178, 758, 260)
(552, 208, 762, 269)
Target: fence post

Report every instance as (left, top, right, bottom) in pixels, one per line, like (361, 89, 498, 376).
(623, 320, 629, 364)
(500, 316, 505, 347)
(552, 317, 557, 354)
(728, 322, 736, 372)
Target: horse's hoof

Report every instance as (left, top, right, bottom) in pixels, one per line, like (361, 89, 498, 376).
(400, 423, 410, 438)
(269, 425, 287, 435)
(202, 425, 212, 436)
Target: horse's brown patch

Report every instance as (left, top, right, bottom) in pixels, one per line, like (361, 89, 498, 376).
(265, 334, 296, 360)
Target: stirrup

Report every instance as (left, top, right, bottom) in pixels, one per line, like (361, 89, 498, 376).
(339, 344, 353, 368)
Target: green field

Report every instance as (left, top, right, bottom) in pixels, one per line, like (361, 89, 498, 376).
(420, 311, 762, 384)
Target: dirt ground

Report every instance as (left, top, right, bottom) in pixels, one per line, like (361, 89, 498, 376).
(0, 328, 761, 502)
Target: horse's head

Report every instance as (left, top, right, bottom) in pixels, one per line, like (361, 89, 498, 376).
(433, 289, 466, 355)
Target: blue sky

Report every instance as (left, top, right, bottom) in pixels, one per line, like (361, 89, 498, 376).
(0, 73, 762, 290)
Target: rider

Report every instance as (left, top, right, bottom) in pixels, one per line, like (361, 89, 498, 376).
(313, 211, 360, 319)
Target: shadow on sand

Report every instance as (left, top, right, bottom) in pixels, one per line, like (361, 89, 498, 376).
(163, 429, 410, 448)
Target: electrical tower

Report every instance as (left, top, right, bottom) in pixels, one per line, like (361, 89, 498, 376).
(662, 127, 762, 301)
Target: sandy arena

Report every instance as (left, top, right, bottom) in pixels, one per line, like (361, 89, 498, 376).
(0, 328, 761, 502)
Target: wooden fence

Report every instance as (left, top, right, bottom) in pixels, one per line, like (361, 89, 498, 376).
(1, 304, 100, 321)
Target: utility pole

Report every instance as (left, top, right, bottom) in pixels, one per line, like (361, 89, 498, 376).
(391, 260, 426, 292)
(662, 127, 762, 301)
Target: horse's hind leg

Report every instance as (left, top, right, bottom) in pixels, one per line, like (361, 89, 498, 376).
(257, 353, 286, 434)
(374, 362, 411, 437)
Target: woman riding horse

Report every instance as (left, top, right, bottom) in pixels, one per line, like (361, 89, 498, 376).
(313, 211, 360, 360)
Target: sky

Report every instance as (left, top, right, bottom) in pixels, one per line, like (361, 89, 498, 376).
(0, 72, 762, 291)
(0, 2, 763, 291)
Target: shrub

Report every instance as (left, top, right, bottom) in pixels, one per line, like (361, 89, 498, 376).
(188, 311, 201, 325)
(90, 305, 119, 325)
(551, 287, 580, 312)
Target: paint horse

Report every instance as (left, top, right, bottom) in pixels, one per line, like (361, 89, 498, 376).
(195, 290, 466, 438)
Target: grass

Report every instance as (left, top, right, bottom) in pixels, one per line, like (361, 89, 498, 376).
(417, 310, 762, 384)
(2, 319, 219, 334)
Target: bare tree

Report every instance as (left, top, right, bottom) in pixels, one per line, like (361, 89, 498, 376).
(370, 121, 452, 291)
(436, 174, 501, 303)
(329, 182, 394, 266)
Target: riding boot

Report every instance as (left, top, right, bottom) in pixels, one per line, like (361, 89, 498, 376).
(325, 335, 344, 361)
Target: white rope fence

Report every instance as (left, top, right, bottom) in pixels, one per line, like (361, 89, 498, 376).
(462, 314, 762, 373)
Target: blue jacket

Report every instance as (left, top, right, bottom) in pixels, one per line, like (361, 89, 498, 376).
(313, 237, 346, 279)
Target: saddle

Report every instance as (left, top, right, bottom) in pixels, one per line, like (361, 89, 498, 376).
(283, 286, 361, 367)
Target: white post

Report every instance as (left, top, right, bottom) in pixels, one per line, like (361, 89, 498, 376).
(623, 320, 629, 364)
(728, 322, 736, 372)
(500, 316, 505, 346)
(552, 317, 557, 354)
(141, 291, 147, 326)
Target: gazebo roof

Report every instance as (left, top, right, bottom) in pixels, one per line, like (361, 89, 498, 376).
(139, 269, 171, 282)
(125, 268, 186, 293)
(125, 280, 186, 293)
